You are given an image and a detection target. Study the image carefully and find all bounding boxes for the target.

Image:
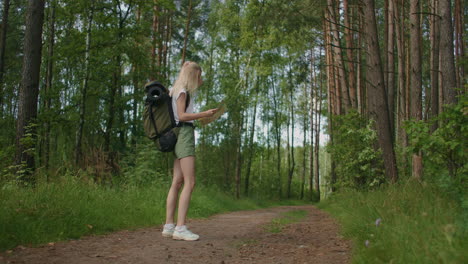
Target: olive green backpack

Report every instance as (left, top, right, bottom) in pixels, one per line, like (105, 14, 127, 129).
(142, 81, 189, 152)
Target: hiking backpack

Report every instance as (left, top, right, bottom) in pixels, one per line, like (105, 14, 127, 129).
(143, 81, 189, 152)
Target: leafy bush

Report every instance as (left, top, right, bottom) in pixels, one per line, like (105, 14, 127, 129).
(405, 94, 467, 205)
(326, 111, 385, 190)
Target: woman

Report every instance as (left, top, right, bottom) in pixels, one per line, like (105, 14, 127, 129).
(162, 61, 217, 241)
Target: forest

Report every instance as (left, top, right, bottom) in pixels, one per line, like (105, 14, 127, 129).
(0, 0, 467, 263)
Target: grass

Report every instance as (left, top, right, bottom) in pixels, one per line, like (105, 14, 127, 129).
(265, 209, 308, 233)
(318, 180, 468, 264)
(0, 175, 309, 251)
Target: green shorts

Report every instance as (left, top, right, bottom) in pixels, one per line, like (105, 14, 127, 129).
(174, 126, 195, 159)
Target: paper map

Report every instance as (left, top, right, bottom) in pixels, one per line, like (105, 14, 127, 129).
(198, 100, 227, 126)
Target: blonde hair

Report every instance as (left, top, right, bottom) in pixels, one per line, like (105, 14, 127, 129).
(170, 61, 202, 97)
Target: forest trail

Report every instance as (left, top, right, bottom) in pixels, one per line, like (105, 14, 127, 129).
(1, 205, 350, 264)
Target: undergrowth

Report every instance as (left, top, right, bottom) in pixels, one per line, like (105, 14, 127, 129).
(0, 174, 308, 251)
(319, 180, 468, 264)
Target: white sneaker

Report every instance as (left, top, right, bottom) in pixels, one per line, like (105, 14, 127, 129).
(162, 224, 175, 237)
(172, 227, 200, 241)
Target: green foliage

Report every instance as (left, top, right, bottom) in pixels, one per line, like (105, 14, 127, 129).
(405, 95, 468, 205)
(0, 172, 305, 251)
(319, 181, 468, 264)
(327, 111, 385, 190)
(119, 141, 172, 187)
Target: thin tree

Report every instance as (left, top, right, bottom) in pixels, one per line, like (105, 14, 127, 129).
(429, 0, 440, 131)
(439, 0, 457, 105)
(410, 0, 423, 180)
(343, 0, 356, 108)
(454, 0, 464, 90)
(15, 0, 46, 183)
(181, 0, 193, 65)
(394, 0, 407, 147)
(387, 0, 396, 137)
(314, 52, 323, 200)
(43, 0, 56, 170)
(75, 1, 95, 165)
(244, 79, 259, 196)
(0, 0, 11, 116)
(286, 67, 295, 199)
(151, 1, 159, 79)
(309, 49, 315, 199)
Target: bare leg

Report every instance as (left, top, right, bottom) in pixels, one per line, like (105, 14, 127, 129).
(176, 156, 196, 227)
(165, 158, 183, 224)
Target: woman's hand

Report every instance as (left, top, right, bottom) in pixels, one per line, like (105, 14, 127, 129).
(202, 108, 218, 118)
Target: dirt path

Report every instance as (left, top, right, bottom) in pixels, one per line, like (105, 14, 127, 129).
(0, 205, 350, 264)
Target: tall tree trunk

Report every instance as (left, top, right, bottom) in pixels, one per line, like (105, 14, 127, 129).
(151, 1, 158, 80)
(234, 114, 243, 199)
(430, 0, 440, 131)
(163, 11, 171, 81)
(324, 15, 337, 191)
(181, 0, 192, 65)
(309, 49, 316, 200)
(363, 0, 399, 183)
(131, 7, 141, 148)
(43, 0, 56, 171)
(15, 0, 46, 183)
(75, 1, 94, 165)
(343, 0, 356, 109)
(439, 0, 457, 105)
(387, 0, 396, 138)
(104, 55, 120, 153)
(454, 0, 464, 90)
(327, 0, 350, 112)
(0, 0, 10, 116)
(157, 7, 164, 70)
(244, 81, 258, 196)
(395, 0, 407, 147)
(410, 0, 423, 180)
(287, 70, 295, 199)
(314, 65, 323, 200)
(272, 82, 282, 198)
(301, 104, 307, 200)
(357, 12, 364, 113)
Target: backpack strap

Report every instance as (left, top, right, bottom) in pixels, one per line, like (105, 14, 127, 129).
(149, 103, 159, 138)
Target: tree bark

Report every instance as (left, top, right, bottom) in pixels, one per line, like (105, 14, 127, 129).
(234, 114, 243, 199)
(286, 79, 295, 199)
(363, 0, 399, 183)
(131, 6, 141, 148)
(15, 0, 46, 183)
(395, 0, 407, 147)
(151, 1, 158, 80)
(439, 0, 457, 105)
(314, 67, 323, 200)
(454, 0, 464, 90)
(75, 1, 94, 165)
(343, 0, 356, 109)
(272, 81, 282, 198)
(387, 0, 396, 138)
(430, 0, 440, 130)
(309, 48, 315, 200)
(0, 0, 10, 116)
(327, 0, 350, 112)
(181, 0, 192, 65)
(43, 0, 56, 171)
(410, 0, 423, 180)
(244, 80, 259, 196)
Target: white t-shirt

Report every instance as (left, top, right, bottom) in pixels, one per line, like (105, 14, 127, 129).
(171, 88, 194, 124)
